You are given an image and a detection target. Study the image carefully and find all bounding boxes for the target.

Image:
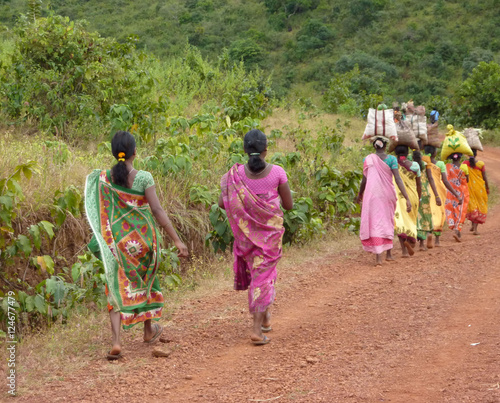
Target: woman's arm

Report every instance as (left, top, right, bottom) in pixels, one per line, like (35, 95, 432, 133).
(392, 168, 412, 212)
(145, 186, 189, 257)
(278, 182, 293, 210)
(416, 176, 422, 201)
(441, 172, 463, 204)
(426, 167, 441, 206)
(356, 175, 367, 204)
(218, 193, 225, 209)
(482, 171, 490, 194)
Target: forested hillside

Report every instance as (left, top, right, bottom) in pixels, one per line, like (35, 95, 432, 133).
(1, 0, 500, 102)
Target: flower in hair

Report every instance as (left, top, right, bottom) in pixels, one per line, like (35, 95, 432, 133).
(118, 152, 126, 162)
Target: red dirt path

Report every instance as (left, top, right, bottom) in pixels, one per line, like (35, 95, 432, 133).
(15, 148, 500, 402)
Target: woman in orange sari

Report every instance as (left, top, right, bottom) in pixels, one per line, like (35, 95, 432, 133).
(445, 153, 469, 242)
(462, 149, 489, 234)
(423, 145, 462, 247)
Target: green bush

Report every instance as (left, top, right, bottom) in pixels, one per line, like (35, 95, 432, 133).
(457, 61, 500, 129)
(0, 15, 154, 137)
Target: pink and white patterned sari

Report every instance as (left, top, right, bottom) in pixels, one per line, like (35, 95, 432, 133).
(221, 164, 285, 313)
(360, 154, 398, 254)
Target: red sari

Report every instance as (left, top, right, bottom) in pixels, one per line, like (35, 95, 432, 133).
(445, 164, 469, 231)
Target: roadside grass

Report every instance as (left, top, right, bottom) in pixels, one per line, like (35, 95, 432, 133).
(481, 129, 500, 147)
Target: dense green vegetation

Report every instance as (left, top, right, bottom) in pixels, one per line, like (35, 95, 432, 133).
(1, 1, 499, 335)
(2, 0, 500, 104)
(0, 9, 366, 334)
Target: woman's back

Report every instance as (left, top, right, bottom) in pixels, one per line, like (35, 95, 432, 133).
(109, 169, 154, 193)
(130, 170, 155, 193)
(237, 164, 288, 196)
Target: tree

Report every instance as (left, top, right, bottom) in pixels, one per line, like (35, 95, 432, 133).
(458, 61, 500, 129)
(228, 39, 265, 67)
(462, 48, 494, 79)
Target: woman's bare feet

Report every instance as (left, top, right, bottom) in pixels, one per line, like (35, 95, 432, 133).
(110, 344, 121, 355)
(426, 235, 434, 249)
(404, 241, 415, 256)
(251, 312, 266, 343)
(108, 310, 122, 359)
(144, 321, 163, 343)
(435, 236, 441, 247)
(385, 250, 395, 262)
(262, 309, 272, 331)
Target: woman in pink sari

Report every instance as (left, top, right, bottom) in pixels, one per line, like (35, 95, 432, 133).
(219, 129, 293, 345)
(356, 137, 412, 266)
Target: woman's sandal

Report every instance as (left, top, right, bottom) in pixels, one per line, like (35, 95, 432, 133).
(252, 335, 271, 345)
(106, 351, 122, 361)
(144, 323, 163, 344)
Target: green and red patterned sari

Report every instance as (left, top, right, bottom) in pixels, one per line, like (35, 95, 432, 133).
(85, 169, 164, 329)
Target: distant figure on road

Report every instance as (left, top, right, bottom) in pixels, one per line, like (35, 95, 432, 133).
(422, 145, 461, 247)
(219, 129, 293, 345)
(445, 153, 469, 242)
(462, 149, 489, 234)
(430, 107, 439, 124)
(356, 137, 411, 266)
(393, 145, 421, 258)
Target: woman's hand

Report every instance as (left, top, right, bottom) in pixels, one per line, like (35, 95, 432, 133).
(436, 196, 442, 206)
(486, 187, 490, 195)
(355, 194, 362, 205)
(406, 199, 412, 212)
(174, 240, 189, 258)
(457, 195, 463, 205)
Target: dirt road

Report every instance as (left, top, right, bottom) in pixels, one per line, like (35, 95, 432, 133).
(16, 148, 500, 402)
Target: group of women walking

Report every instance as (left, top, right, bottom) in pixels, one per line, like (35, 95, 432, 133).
(84, 125, 489, 358)
(357, 135, 489, 266)
(85, 129, 292, 359)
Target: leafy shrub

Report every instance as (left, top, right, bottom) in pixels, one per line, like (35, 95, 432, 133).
(205, 204, 233, 253)
(457, 61, 500, 129)
(0, 15, 154, 137)
(322, 68, 359, 113)
(0, 162, 55, 269)
(462, 48, 494, 79)
(222, 78, 274, 121)
(228, 39, 265, 67)
(296, 19, 334, 52)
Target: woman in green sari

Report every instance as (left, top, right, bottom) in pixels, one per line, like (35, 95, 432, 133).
(85, 131, 188, 360)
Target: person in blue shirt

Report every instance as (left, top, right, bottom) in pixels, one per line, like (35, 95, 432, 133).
(430, 108, 439, 124)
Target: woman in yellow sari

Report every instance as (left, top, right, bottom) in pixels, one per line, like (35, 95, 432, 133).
(394, 145, 421, 257)
(463, 149, 489, 234)
(423, 145, 462, 247)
